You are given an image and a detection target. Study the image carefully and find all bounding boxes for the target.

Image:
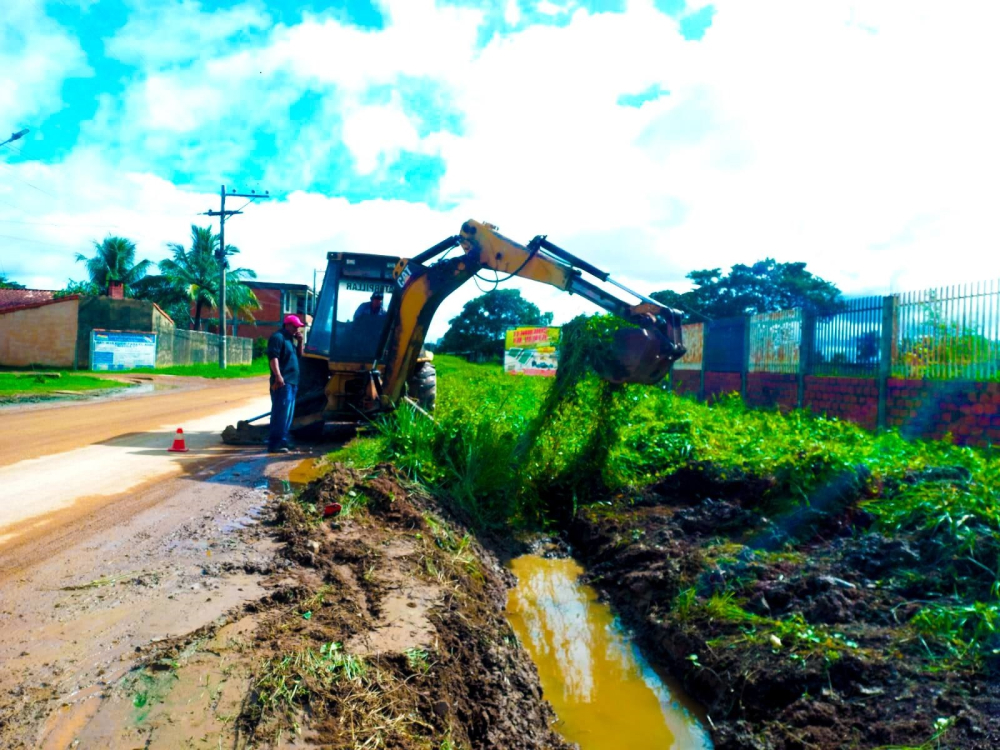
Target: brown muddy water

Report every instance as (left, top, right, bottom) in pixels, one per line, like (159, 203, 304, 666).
(507, 555, 712, 750)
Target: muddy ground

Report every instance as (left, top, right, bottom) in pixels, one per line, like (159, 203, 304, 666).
(29, 465, 570, 749)
(568, 464, 1000, 750)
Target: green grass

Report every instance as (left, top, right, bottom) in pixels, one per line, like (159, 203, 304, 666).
(122, 358, 269, 378)
(334, 354, 997, 531)
(0, 357, 268, 394)
(0, 371, 132, 398)
(250, 641, 366, 721)
(328, 326, 1000, 669)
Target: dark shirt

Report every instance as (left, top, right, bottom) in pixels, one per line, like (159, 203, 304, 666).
(353, 302, 386, 321)
(267, 329, 300, 387)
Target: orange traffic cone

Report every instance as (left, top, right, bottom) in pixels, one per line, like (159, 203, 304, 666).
(168, 428, 190, 452)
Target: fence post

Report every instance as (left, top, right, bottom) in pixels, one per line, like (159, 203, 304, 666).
(877, 295, 896, 431)
(741, 316, 751, 400)
(797, 309, 814, 410)
(698, 323, 707, 401)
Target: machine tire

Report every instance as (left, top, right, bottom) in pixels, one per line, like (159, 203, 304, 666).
(407, 361, 437, 413)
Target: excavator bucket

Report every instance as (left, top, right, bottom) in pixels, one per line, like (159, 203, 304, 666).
(590, 317, 686, 385)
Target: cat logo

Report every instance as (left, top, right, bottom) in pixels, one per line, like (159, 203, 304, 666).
(397, 264, 413, 289)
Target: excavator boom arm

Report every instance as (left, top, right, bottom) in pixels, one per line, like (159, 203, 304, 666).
(376, 220, 686, 406)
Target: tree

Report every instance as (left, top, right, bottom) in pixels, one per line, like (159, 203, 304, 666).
(157, 225, 259, 331)
(74, 236, 152, 296)
(131, 275, 192, 328)
(652, 259, 842, 323)
(0, 274, 25, 289)
(53, 279, 101, 298)
(439, 289, 553, 359)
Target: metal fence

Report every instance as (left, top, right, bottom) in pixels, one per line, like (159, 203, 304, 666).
(893, 282, 1000, 380)
(676, 281, 1000, 382)
(675, 323, 704, 370)
(809, 296, 884, 377)
(749, 309, 801, 374)
(704, 317, 746, 372)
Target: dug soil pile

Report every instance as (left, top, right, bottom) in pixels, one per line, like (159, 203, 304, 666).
(80, 464, 570, 749)
(568, 463, 1000, 750)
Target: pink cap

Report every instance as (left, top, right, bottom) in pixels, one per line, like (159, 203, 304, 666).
(284, 314, 304, 327)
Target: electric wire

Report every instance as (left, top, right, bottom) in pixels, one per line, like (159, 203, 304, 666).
(0, 162, 60, 199)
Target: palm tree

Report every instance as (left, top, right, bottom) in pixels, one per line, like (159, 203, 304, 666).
(74, 236, 152, 296)
(158, 225, 259, 331)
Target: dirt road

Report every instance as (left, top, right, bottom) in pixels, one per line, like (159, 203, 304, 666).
(0, 375, 267, 467)
(0, 376, 271, 551)
(0, 375, 324, 748)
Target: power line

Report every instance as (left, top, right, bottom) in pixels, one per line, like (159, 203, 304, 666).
(0, 162, 60, 199)
(0, 218, 123, 229)
(0, 233, 83, 249)
(0, 196, 26, 213)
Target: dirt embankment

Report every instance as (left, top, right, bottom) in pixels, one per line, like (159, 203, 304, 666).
(568, 464, 1000, 750)
(77, 465, 570, 749)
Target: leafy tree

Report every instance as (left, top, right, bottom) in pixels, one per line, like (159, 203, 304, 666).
(53, 279, 101, 298)
(131, 275, 192, 328)
(74, 236, 152, 296)
(652, 259, 842, 323)
(157, 225, 259, 331)
(0, 274, 25, 289)
(439, 289, 553, 359)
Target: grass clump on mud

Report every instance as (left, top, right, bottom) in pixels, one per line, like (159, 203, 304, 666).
(235, 465, 570, 750)
(329, 314, 1000, 749)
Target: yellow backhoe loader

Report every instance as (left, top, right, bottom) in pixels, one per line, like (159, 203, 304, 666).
(222, 220, 686, 444)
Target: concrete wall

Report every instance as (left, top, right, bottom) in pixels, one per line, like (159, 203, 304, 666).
(158, 327, 251, 367)
(74, 297, 251, 369)
(0, 298, 80, 367)
(75, 297, 157, 369)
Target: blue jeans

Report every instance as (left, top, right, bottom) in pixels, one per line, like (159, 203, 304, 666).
(268, 383, 297, 452)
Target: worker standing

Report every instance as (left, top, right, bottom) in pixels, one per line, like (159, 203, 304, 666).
(267, 314, 305, 454)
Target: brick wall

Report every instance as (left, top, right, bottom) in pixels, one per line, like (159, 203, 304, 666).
(887, 379, 1000, 446)
(746, 372, 798, 410)
(671, 369, 701, 396)
(194, 287, 298, 340)
(803, 376, 880, 431)
(686, 370, 1000, 447)
(0, 297, 80, 367)
(704, 371, 741, 401)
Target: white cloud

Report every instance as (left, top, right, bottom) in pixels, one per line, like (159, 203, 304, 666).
(0, 2, 90, 126)
(4, 0, 1000, 345)
(341, 100, 423, 175)
(104, 0, 272, 67)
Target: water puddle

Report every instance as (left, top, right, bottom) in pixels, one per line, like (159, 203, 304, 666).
(287, 456, 327, 485)
(507, 555, 712, 750)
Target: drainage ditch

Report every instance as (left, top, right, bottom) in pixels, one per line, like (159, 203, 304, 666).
(507, 553, 713, 750)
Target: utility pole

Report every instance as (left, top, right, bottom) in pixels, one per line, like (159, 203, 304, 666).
(205, 184, 270, 368)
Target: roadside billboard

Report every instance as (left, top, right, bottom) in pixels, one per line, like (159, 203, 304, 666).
(504, 326, 560, 377)
(90, 330, 157, 371)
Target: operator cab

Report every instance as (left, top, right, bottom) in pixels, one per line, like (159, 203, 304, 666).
(306, 252, 401, 363)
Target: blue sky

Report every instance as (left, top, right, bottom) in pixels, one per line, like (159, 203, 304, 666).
(2, 0, 999, 338)
(8, 0, 710, 204)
